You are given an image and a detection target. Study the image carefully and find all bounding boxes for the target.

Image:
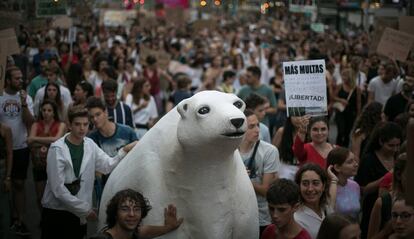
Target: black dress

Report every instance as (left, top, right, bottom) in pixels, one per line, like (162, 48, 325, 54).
(355, 152, 389, 239)
(335, 86, 357, 147)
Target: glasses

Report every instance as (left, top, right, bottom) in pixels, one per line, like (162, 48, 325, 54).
(119, 206, 141, 214)
(391, 212, 413, 222)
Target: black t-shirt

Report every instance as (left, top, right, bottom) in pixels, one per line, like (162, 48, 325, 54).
(355, 152, 389, 238)
(383, 93, 411, 122)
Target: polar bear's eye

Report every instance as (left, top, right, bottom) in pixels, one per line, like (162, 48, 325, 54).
(233, 101, 244, 109)
(198, 106, 210, 115)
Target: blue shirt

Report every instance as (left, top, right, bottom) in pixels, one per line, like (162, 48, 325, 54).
(88, 123, 137, 157)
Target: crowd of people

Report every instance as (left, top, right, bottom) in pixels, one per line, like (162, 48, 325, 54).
(0, 4, 413, 239)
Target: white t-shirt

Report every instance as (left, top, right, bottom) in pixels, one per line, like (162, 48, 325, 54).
(367, 76, 398, 105)
(356, 71, 367, 91)
(0, 91, 34, 149)
(33, 85, 72, 117)
(294, 205, 333, 239)
(240, 140, 280, 226)
(125, 94, 158, 125)
(259, 123, 271, 144)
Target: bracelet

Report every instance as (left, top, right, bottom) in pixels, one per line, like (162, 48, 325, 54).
(330, 180, 338, 184)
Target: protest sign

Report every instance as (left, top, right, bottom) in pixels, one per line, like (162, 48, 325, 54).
(101, 10, 137, 27)
(192, 19, 217, 32)
(140, 15, 158, 29)
(0, 28, 20, 55)
(52, 16, 73, 29)
(289, 0, 317, 14)
(369, 17, 398, 54)
(399, 16, 414, 36)
(0, 10, 23, 29)
(68, 27, 77, 44)
(165, 8, 188, 26)
(36, 0, 67, 17)
(26, 19, 48, 32)
(310, 23, 324, 33)
(283, 59, 327, 117)
(377, 28, 414, 62)
(0, 28, 20, 95)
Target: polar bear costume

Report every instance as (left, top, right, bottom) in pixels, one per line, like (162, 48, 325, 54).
(99, 91, 259, 239)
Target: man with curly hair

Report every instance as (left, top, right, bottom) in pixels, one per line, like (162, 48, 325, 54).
(90, 189, 183, 239)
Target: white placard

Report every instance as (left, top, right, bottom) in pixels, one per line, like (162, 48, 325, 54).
(68, 27, 77, 43)
(283, 59, 327, 117)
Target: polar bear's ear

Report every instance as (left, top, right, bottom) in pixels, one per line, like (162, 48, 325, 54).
(177, 99, 189, 119)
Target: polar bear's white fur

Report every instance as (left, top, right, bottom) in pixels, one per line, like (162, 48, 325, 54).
(99, 91, 259, 239)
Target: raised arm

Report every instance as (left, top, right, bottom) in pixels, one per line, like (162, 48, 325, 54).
(139, 204, 183, 238)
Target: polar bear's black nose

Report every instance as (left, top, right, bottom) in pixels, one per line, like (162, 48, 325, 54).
(231, 118, 245, 129)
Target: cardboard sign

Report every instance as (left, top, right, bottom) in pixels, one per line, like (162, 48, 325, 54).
(165, 8, 189, 27)
(101, 10, 137, 27)
(0, 28, 20, 95)
(0, 28, 20, 55)
(377, 28, 414, 62)
(0, 10, 23, 29)
(191, 19, 217, 32)
(52, 16, 73, 29)
(140, 15, 158, 29)
(283, 59, 327, 117)
(26, 19, 48, 32)
(369, 17, 398, 54)
(399, 16, 414, 36)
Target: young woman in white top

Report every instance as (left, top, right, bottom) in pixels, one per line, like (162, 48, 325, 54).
(294, 163, 333, 239)
(125, 79, 158, 140)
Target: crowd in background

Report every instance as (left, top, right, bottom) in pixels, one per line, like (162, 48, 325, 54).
(0, 5, 414, 239)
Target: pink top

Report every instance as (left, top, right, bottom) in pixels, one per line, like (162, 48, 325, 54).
(292, 135, 327, 169)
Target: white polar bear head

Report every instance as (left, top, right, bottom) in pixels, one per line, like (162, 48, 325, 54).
(176, 91, 246, 152)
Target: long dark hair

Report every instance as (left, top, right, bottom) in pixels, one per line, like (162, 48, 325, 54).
(76, 81, 94, 99)
(279, 117, 298, 164)
(43, 82, 63, 109)
(132, 79, 150, 105)
(363, 122, 402, 156)
(352, 102, 383, 135)
(317, 214, 358, 239)
(39, 100, 60, 122)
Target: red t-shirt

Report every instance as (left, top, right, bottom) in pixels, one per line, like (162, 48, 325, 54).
(292, 135, 328, 169)
(143, 68, 160, 95)
(261, 224, 312, 239)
